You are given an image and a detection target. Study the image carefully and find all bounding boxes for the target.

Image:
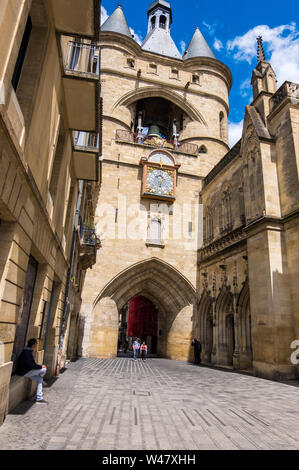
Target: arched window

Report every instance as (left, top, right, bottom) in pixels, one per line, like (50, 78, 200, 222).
(159, 15, 166, 29)
(151, 16, 156, 30)
(219, 111, 225, 139)
(149, 218, 162, 244)
(205, 207, 214, 241)
(220, 185, 232, 232)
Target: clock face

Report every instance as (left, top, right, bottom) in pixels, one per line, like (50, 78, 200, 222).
(146, 168, 174, 196)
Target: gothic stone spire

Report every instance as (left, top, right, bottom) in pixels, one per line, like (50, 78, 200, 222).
(257, 36, 266, 63)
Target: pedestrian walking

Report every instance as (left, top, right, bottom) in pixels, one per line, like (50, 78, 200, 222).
(140, 341, 148, 361)
(132, 338, 140, 361)
(16, 338, 48, 403)
(191, 338, 202, 364)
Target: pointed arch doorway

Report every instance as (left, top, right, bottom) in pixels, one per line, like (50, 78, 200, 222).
(86, 258, 197, 360)
(216, 286, 235, 366)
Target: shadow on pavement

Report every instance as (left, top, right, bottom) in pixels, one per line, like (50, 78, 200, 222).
(190, 361, 299, 387)
(45, 376, 59, 387)
(9, 400, 35, 415)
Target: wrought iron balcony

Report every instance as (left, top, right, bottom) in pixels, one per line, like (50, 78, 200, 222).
(79, 227, 101, 270)
(115, 129, 199, 156)
(80, 227, 100, 249)
(64, 41, 100, 76)
(269, 81, 299, 114)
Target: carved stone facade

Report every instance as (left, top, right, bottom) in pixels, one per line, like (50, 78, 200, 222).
(199, 64, 299, 380)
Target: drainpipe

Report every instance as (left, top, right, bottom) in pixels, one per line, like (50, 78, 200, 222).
(58, 180, 84, 370)
(43, 280, 56, 355)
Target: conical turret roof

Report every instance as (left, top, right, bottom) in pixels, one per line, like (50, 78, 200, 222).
(101, 5, 132, 38)
(183, 28, 216, 60)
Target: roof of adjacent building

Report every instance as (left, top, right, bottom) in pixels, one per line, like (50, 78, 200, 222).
(101, 5, 132, 38)
(246, 106, 272, 140)
(183, 28, 216, 60)
(141, 27, 182, 59)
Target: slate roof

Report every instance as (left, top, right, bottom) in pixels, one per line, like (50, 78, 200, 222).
(101, 5, 132, 38)
(183, 28, 216, 60)
(246, 106, 272, 140)
(141, 27, 181, 59)
(148, 0, 171, 10)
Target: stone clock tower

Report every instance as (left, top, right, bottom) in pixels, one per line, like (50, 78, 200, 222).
(80, 1, 232, 360)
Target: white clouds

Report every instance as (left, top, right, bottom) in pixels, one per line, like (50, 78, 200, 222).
(240, 78, 251, 98)
(202, 21, 218, 35)
(227, 23, 299, 86)
(130, 28, 143, 46)
(179, 40, 186, 55)
(228, 120, 243, 148)
(213, 39, 223, 51)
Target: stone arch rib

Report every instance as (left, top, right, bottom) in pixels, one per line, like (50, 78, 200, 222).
(94, 257, 197, 311)
(111, 86, 207, 126)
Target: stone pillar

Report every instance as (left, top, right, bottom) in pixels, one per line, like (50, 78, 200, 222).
(247, 225, 297, 379)
(88, 297, 118, 358)
(0, 361, 13, 425)
(165, 304, 194, 361)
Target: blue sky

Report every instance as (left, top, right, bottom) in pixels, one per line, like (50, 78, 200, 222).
(101, 0, 299, 147)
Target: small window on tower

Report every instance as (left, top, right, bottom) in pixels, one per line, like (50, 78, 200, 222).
(159, 15, 166, 29)
(171, 68, 179, 80)
(148, 63, 157, 74)
(151, 16, 156, 30)
(219, 111, 225, 139)
(127, 57, 135, 69)
(192, 73, 200, 84)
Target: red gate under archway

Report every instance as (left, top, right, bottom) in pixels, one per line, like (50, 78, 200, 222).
(127, 296, 158, 353)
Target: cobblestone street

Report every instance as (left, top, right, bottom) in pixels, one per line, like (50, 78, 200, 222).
(0, 358, 298, 450)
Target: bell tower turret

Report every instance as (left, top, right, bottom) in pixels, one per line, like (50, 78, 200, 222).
(147, 0, 172, 34)
(142, 1, 181, 59)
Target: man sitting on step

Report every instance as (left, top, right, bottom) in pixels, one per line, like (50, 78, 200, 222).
(16, 338, 48, 404)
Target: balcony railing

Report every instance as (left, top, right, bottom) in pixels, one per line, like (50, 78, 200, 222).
(269, 81, 299, 113)
(115, 129, 199, 155)
(80, 228, 100, 249)
(79, 227, 101, 269)
(73, 131, 99, 151)
(64, 41, 100, 76)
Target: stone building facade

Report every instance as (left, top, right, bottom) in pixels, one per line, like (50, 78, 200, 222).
(81, 1, 232, 360)
(81, 2, 299, 382)
(0, 0, 101, 424)
(198, 51, 299, 380)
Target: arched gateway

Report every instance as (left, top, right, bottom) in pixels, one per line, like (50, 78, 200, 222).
(86, 258, 197, 360)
